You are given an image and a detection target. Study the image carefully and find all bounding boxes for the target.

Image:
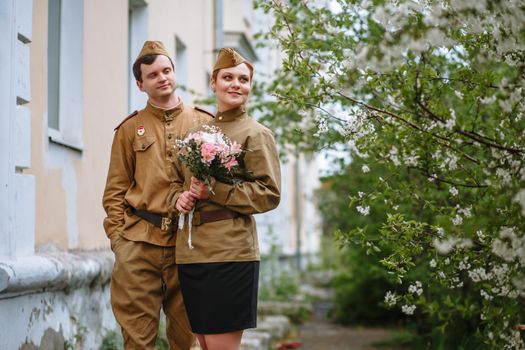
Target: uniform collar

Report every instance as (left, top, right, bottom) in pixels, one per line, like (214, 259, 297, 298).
(216, 105, 246, 122)
(146, 98, 184, 121)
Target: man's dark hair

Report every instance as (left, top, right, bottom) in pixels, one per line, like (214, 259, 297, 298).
(132, 54, 175, 82)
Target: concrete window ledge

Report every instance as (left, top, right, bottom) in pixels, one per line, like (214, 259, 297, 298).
(0, 250, 114, 299)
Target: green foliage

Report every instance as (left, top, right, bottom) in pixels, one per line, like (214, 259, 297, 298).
(64, 323, 87, 350)
(155, 336, 169, 350)
(101, 324, 170, 350)
(255, 0, 525, 348)
(372, 328, 419, 349)
(260, 229, 301, 302)
(260, 272, 301, 302)
(101, 330, 123, 350)
(319, 159, 407, 325)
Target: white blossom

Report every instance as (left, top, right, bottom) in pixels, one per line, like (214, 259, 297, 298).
(433, 238, 455, 254)
(469, 267, 490, 283)
(496, 168, 512, 185)
(443, 109, 456, 130)
(384, 291, 398, 306)
(480, 289, 493, 301)
(361, 164, 370, 173)
(404, 155, 419, 166)
(433, 237, 472, 254)
(401, 304, 416, 315)
(492, 227, 525, 264)
(408, 281, 423, 296)
(458, 257, 471, 271)
(389, 146, 401, 166)
(449, 186, 459, 196)
(314, 114, 329, 136)
(356, 205, 370, 216)
(513, 189, 525, 216)
(446, 154, 459, 171)
(476, 230, 486, 243)
(452, 214, 463, 226)
(480, 95, 497, 104)
(456, 205, 472, 218)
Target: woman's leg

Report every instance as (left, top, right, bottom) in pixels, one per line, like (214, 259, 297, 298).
(196, 334, 208, 350)
(203, 331, 244, 350)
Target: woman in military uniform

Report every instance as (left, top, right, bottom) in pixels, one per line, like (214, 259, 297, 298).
(169, 48, 281, 350)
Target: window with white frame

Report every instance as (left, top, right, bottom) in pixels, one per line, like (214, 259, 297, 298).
(175, 36, 188, 102)
(243, 0, 252, 22)
(47, 0, 84, 151)
(128, 0, 148, 112)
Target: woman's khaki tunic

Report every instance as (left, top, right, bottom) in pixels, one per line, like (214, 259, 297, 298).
(170, 106, 281, 264)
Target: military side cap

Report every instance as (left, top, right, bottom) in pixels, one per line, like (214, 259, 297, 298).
(135, 40, 171, 63)
(212, 48, 253, 76)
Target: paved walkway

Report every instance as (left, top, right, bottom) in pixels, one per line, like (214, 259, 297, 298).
(296, 301, 404, 350)
(299, 320, 395, 350)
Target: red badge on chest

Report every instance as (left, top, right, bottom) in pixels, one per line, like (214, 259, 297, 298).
(137, 125, 145, 136)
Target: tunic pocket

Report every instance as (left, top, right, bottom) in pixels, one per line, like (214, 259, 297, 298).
(133, 136, 156, 152)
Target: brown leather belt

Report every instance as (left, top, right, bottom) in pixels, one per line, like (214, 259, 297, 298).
(192, 208, 238, 226)
(130, 207, 172, 231)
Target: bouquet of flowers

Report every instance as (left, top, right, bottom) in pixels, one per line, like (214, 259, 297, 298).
(175, 124, 244, 192)
(174, 124, 245, 248)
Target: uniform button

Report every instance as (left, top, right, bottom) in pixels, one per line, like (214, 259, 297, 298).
(167, 134, 172, 139)
(167, 122, 171, 126)
(141, 144, 146, 150)
(167, 151, 172, 157)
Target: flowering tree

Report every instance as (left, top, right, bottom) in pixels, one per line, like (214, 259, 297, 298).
(254, 0, 525, 347)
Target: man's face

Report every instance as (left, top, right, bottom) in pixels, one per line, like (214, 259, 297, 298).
(136, 55, 176, 100)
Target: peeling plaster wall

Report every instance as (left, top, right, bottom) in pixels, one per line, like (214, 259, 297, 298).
(0, 283, 115, 350)
(0, 251, 117, 350)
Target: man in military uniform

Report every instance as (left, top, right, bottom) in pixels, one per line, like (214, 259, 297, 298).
(103, 41, 213, 349)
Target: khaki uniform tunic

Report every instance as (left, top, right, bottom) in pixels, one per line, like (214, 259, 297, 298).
(170, 106, 281, 264)
(103, 101, 212, 246)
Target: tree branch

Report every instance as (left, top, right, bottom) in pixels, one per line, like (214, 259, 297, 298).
(411, 167, 488, 188)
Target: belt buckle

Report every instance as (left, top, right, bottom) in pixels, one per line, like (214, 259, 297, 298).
(161, 217, 172, 231)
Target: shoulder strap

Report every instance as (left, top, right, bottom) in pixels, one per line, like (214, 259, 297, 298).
(194, 106, 215, 119)
(114, 110, 138, 131)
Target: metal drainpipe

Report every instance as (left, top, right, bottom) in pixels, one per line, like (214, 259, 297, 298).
(214, 0, 224, 51)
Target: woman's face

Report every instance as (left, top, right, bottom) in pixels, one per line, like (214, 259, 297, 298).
(211, 63, 252, 112)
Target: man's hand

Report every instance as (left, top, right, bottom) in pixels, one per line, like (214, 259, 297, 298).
(176, 191, 196, 213)
(189, 177, 212, 200)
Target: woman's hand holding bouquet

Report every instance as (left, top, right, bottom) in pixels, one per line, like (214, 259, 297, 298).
(174, 125, 244, 248)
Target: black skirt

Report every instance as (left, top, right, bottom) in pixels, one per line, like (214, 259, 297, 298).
(178, 261, 260, 334)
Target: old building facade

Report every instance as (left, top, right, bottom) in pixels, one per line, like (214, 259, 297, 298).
(0, 1, 321, 348)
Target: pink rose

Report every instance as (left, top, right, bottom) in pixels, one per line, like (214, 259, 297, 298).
(230, 142, 242, 155)
(224, 157, 238, 171)
(200, 143, 217, 163)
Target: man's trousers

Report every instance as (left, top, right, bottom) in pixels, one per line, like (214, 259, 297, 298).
(111, 237, 194, 350)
